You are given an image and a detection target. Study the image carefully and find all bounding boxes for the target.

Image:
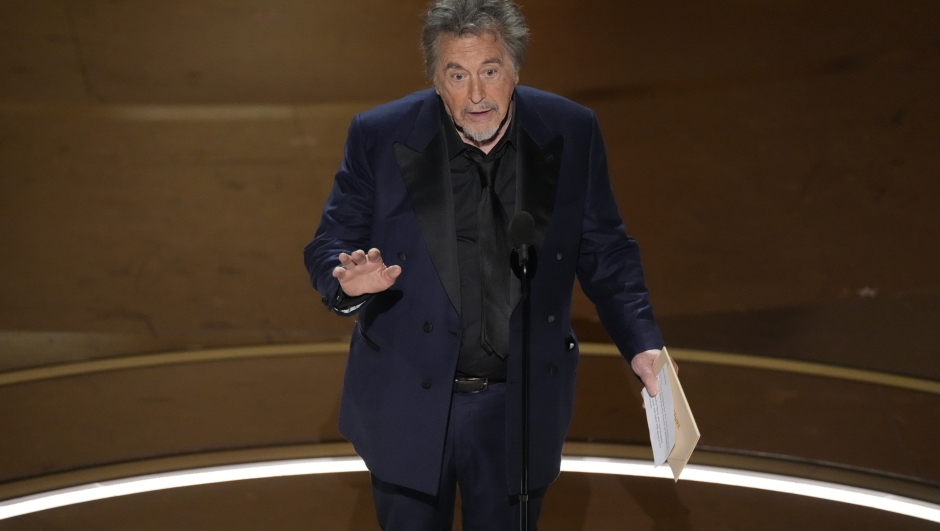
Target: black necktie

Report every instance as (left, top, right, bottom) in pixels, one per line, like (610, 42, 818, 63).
(467, 151, 511, 359)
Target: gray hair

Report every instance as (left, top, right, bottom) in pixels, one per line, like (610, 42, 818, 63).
(421, 0, 529, 80)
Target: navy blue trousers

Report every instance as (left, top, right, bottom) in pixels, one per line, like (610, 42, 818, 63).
(371, 383, 546, 531)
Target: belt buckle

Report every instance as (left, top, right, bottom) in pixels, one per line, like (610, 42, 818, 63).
(455, 377, 488, 393)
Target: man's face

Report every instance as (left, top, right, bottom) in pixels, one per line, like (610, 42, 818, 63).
(434, 32, 518, 145)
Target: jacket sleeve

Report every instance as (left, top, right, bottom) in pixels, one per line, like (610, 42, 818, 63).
(303, 114, 375, 315)
(576, 113, 664, 361)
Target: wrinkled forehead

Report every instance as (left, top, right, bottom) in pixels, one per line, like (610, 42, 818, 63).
(434, 31, 515, 72)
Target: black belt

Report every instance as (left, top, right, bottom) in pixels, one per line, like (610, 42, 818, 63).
(453, 377, 505, 393)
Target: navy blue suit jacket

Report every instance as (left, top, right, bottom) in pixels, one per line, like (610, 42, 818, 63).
(304, 86, 663, 497)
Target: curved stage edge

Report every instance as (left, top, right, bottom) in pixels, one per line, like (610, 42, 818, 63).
(2, 343, 939, 526)
(1, 442, 938, 524)
(2, 343, 938, 395)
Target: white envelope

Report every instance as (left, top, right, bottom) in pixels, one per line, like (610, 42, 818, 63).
(642, 347, 701, 480)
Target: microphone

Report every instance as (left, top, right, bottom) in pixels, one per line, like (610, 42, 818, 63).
(510, 211, 536, 258)
(509, 211, 537, 279)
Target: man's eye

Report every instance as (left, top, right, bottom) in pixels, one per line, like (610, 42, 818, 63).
(485, 70, 496, 76)
(453, 73, 464, 81)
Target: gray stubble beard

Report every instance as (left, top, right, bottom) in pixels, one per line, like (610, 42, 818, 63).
(462, 121, 502, 143)
(459, 101, 510, 144)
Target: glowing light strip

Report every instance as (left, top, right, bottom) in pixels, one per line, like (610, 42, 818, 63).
(0, 457, 367, 521)
(0, 342, 351, 387)
(585, 345, 940, 395)
(4, 343, 939, 395)
(1, 457, 938, 524)
(560, 457, 940, 523)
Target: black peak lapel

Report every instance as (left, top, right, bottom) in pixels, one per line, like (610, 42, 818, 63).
(511, 128, 563, 311)
(394, 132, 461, 316)
(517, 129, 562, 250)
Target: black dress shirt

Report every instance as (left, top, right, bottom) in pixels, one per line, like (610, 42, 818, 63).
(441, 98, 517, 380)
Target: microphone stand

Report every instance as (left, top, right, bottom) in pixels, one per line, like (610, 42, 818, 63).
(518, 242, 531, 531)
(509, 210, 537, 531)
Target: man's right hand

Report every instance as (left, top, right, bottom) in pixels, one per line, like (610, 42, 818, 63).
(332, 248, 402, 297)
(631, 348, 678, 398)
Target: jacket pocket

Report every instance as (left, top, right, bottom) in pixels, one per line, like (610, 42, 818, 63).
(356, 320, 380, 352)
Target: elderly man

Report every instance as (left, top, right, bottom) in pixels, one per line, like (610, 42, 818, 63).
(304, 0, 667, 529)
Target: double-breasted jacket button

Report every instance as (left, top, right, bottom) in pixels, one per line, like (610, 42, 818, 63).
(556, 252, 563, 260)
(547, 314, 555, 323)
(549, 365, 559, 376)
(421, 379, 431, 389)
(398, 251, 407, 261)
(423, 322, 433, 333)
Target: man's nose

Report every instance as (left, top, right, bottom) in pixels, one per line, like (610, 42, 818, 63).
(468, 76, 485, 104)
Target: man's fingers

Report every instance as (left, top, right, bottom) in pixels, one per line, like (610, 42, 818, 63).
(338, 250, 373, 268)
(634, 364, 659, 397)
(672, 359, 679, 374)
(334, 249, 400, 296)
(629, 349, 666, 399)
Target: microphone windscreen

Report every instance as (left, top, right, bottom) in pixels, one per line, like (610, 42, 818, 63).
(509, 211, 536, 248)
